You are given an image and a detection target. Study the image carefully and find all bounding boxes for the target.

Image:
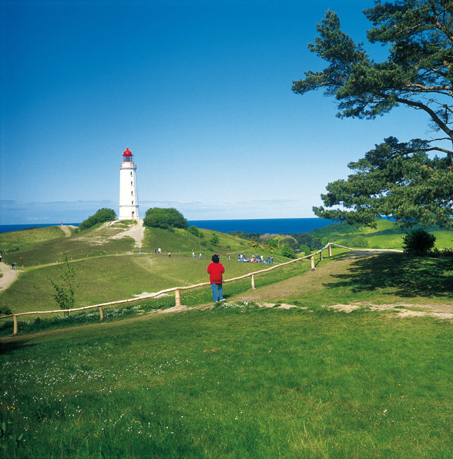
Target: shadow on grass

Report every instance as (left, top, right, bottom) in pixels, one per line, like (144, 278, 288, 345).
(324, 253, 453, 298)
(0, 338, 37, 355)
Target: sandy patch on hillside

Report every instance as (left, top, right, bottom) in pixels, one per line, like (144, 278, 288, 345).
(72, 220, 145, 247)
(59, 225, 75, 236)
(259, 302, 300, 309)
(329, 303, 453, 319)
(110, 220, 145, 248)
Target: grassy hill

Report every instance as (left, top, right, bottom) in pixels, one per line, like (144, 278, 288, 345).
(1, 276, 452, 458)
(0, 225, 70, 253)
(1, 221, 453, 457)
(2, 220, 453, 318)
(310, 219, 453, 250)
(0, 222, 290, 315)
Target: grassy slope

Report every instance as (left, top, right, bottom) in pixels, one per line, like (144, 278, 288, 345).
(237, 250, 453, 307)
(1, 221, 137, 266)
(1, 223, 453, 457)
(2, 221, 453, 315)
(0, 223, 282, 314)
(310, 219, 453, 250)
(0, 225, 68, 253)
(1, 307, 452, 458)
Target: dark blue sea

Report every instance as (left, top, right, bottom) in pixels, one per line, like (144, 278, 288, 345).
(0, 218, 333, 235)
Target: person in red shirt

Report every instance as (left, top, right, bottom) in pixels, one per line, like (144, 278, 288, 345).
(207, 254, 225, 302)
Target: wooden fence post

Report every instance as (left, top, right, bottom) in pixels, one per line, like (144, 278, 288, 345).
(13, 315, 18, 335)
(328, 245, 332, 257)
(311, 256, 315, 270)
(175, 289, 181, 307)
(99, 307, 103, 321)
(251, 274, 256, 290)
(320, 251, 323, 261)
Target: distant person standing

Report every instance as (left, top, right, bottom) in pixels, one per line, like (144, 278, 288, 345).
(207, 254, 225, 302)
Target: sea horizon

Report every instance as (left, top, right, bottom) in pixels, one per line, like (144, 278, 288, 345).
(0, 218, 334, 235)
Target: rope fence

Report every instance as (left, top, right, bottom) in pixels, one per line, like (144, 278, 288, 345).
(0, 243, 403, 335)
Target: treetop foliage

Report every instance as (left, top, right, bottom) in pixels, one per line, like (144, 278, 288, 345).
(293, 1, 452, 144)
(292, 0, 453, 227)
(143, 208, 188, 230)
(79, 208, 116, 231)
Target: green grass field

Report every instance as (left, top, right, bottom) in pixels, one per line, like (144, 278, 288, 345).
(0, 226, 68, 253)
(1, 221, 453, 458)
(1, 305, 452, 458)
(0, 223, 289, 317)
(310, 219, 453, 251)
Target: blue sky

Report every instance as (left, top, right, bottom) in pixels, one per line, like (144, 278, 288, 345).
(0, 0, 433, 224)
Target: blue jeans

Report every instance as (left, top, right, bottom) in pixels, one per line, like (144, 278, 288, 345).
(211, 283, 223, 301)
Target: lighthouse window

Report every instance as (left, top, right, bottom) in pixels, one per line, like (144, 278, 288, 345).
(130, 172, 133, 176)
(131, 181, 133, 185)
(131, 191, 134, 195)
(132, 201, 134, 205)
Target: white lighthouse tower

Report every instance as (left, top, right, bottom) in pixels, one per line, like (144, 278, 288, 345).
(119, 147, 140, 220)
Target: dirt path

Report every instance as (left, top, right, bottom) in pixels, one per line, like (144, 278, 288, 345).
(60, 224, 74, 236)
(111, 219, 145, 248)
(0, 262, 19, 290)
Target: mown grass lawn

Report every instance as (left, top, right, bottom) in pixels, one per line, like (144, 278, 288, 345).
(1, 305, 452, 458)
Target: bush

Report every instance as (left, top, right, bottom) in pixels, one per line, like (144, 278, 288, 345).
(280, 235, 299, 251)
(210, 233, 220, 245)
(187, 226, 201, 237)
(79, 208, 116, 231)
(267, 238, 279, 249)
(143, 208, 188, 230)
(0, 304, 12, 315)
(281, 243, 296, 259)
(299, 244, 311, 255)
(402, 228, 436, 255)
(48, 253, 79, 312)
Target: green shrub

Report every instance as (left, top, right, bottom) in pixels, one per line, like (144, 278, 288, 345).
(143, 208, 188, 230)
(299, 244, 311, 255)
(79, 208, 116, 231)
(187, 226, 201, 237)
(403, 228, 436, 255)
(48, 254, 79, 312)
(0, 304, 12, 315)
(210, 234, 220, 245)
(267, 238, 279, 248)
(281, 243, 296, 259)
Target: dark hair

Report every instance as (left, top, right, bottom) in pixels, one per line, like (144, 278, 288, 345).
(211, 254, 219, 263)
